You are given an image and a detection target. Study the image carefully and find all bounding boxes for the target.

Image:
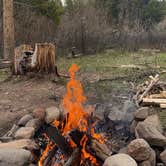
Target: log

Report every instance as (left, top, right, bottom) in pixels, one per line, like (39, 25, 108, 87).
(160, 104, 166, 109)
(148, 91, 166, 99)
(44, 124, 73, 157)
(90, 139, 112, 161)
(142, 98, 166, 105)
(138, 74, 160, 104)
(0, 139, 39, 151)
(64, 148, 81, 166)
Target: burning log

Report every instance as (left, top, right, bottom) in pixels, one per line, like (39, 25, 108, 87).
(90, 139, 112, 161)
(64, 148, 81, 166)
(44, 124, 73, 157)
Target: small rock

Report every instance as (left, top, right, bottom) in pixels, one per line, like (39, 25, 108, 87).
(15, 127, 35, 139)
(0, 148, 31, 166)
(127, 139, 152, 161)
(135, 122, 166, 147)
(45, 106, 60, 124)
(103, 154, 137, 166)
(160, 149, 166, 165)
(18, 114, 33, 126)
(134, 107, 149, 121)
(25, 119, 42, 131)
(33, 108, 46, 121)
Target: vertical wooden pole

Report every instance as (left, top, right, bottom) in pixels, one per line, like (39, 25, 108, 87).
(2, 0, 15, 60)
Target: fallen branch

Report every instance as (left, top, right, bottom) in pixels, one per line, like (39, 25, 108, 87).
(137, 74, 160, 104)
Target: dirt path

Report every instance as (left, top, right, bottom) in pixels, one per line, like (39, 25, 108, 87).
(0, 76, 65, 136)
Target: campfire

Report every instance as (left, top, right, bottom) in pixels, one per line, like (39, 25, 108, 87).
(37, 64, 111, 166)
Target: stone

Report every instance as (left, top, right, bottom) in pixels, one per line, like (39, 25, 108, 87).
(108, 108, 125, 122)
(33, 108, 46, 121)
(139, 161, 151, 166)
(103, 154, 137, 166)
(160, 149, 166, 165)
(0, 139, 39, 151)
(122, 100, 136, 123)
(127, 139, 152, 161)
(92, 104, 107, 121)
(139, 149, 156, 166)
(135, 122, 166, 147)
(134, 107, 149, 121)
(45, 106, 60, 124)
(15, 127, 35, 139)
(18, 114, 33, 126)
(144, 114, 163, 133)
(0, 148, 31, 166)
(25, 118, 42, 131)
(130, 120, 138, 134)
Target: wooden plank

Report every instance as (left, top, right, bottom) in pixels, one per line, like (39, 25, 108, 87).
(160, 104, 166, 109)
(143, 98, 166, 104)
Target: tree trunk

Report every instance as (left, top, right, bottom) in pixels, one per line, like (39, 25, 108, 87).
(2, 0, 15, 60)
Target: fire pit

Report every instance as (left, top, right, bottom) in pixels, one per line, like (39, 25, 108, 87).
(35, 64, 111, 166)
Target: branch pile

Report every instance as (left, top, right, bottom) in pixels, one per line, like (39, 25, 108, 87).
(133, 74, 166, 108)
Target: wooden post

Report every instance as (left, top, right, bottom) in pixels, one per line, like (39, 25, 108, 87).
(2, 0, 15, 60)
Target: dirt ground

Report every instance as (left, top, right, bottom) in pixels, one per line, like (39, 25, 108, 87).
(0, 75, 66, 136)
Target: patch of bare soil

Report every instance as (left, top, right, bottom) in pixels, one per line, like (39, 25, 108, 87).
(0, 76, 65, 136)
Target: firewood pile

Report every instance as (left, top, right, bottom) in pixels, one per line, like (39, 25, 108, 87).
(133, 74, 166, 108)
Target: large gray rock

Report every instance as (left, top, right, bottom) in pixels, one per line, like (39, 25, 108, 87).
(15, 127, 35, 139)
(144, 114, 163, 133)
(160, 149, 166, 165)
(127, 139, 152, 161)
(122, 100, 136, 123)
(18, 114, 33, 126)
(134, 107, 149, 121)
(103, 154, 137, 166)
(25, 118, 42, 131)
(92, 104, 107, 121)
(108, 107, 125, 122)
(45, 106, 60, 124)
(135, 122, 166, 147)
(0, 148, 31, 166)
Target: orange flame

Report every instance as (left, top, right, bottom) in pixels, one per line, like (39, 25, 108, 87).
(39, 64, 106, 166)
(62, 64, 87, 135)
(38, 142, 54, 166)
